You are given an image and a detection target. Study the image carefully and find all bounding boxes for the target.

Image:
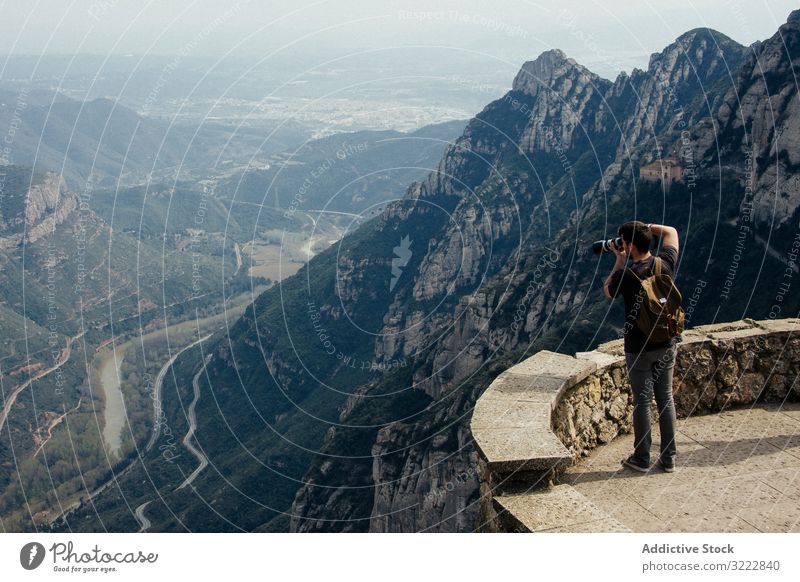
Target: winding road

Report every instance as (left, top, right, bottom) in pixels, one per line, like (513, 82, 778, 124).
(0, 332, 84, 432)
(135, 351, 210, 528)
(177, 355, 212, 490)
(45, 332, 213, 530)
(145, 334, 212, 453)
(134, 501, 152, 532)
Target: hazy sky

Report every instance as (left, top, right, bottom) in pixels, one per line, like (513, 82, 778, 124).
(0, 0, 796, 79)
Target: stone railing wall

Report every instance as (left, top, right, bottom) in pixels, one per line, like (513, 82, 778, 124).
(471, 318, 800, 532)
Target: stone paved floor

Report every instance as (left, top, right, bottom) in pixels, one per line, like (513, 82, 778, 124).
(559, 404, 800, 532)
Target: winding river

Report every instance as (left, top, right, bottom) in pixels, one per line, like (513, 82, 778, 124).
(97, 348, 127, 457)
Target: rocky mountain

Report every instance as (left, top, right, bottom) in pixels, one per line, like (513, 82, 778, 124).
(289, 13, 799, 532)
(56, 11, 800, 533)
(0, 169, 76, 248)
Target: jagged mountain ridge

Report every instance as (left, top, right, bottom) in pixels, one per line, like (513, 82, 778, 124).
(289, 14, 799, 532)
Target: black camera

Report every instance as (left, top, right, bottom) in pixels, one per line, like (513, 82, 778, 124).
(592, 237, 623, 255)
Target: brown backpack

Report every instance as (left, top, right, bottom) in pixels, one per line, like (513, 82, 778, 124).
(626, 257, 685, 342)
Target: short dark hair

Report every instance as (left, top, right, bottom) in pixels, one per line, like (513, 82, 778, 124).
(619, 220, 651, 253)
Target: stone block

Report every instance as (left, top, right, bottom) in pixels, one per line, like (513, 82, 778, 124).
(596, 420, 619, 444)
(575, 350, 624, 369)
(509, 350, 596, 386)
(692, 320, 753, 335)
(737, 372, 767, 402)
(765, 374, 789, 400)
(571, 402, 593, 430)
(486, 371, 566, 403)
(677, 329, 711, 345)
(716, 354, 740, 387)
(708, 327, 767, 341)
(790, 338, 800, 363)
(494, 484, 614, 532)
(608, 395, 629, 421)
(752, 318, 800, 334)
(674, 382, 718, 417)
(765, 353, 791, 375)
(472, 427, 571, 475)
(585, 375, 602, 405)
(596, 338, 625, 355)
(677, 344, 716, 379)
(610, 365, 628, 388)
(471, 397, 551, 430)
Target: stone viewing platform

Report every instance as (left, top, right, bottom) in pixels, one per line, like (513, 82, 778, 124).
(471, 318, 800, 532)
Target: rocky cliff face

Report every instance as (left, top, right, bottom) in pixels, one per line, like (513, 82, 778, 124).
(512, 49, 611, 153)
(611, 28, 747, 156)
(286, 13, 800, 533)
(711, 13, 800, 230)
(0, 169, 77, 248)
(24, 174, 78, 244)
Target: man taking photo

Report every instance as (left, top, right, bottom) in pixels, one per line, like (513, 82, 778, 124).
(603, 221, 680, 473)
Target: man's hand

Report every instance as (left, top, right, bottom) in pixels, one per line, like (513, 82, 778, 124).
(613, 242, 627, 263)
(647, 223, 679, 252)
(603, 245, 627, 299)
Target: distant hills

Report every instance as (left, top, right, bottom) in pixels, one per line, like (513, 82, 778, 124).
(0, 92, 308, 188)
(216, 120, 468, 213)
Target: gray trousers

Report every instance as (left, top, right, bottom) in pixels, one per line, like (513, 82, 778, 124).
(624, 342, 678, 464)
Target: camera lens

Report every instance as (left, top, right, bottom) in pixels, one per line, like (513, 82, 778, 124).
(592, 237, 621, 254)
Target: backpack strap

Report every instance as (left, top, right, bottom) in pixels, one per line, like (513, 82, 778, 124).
(624, 256, 662, 286)
(624, 266, 644, 283)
